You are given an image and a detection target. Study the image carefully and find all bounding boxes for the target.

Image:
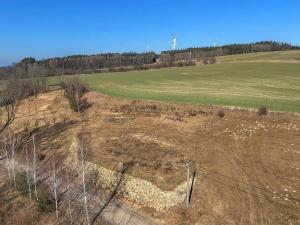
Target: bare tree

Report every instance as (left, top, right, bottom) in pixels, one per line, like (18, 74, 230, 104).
(3, 140, 12, 183)
(60, 78, 89, 113)
(66, 169, 73, 222)
(25, 144, 32, 200)
(0, 76, 21, 136)
(2, 133, 18, 187)
(0, 98, 17, 134)
(49, 156, 59, 219)
(32, 135, 38, 200)
(9, 133, 17, 187)
(28, 63, 47, 98)
(79, 133, 90, 225)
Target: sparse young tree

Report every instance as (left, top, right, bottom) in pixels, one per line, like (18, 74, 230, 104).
(9, 133, 17, 187)
(2, 132, 18, 187)
(32, 135, 38, 200)
(79, 133, 90, 225)
(66, 169, 73, 222)
(49, 156, 59, 219)
(0, 93, 17, 134)
(60, 78, 89, 112)
(24, 145, 32, 200)
(3, 141, 12, 183)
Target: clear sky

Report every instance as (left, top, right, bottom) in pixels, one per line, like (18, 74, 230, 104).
(0, 0, 299, 66)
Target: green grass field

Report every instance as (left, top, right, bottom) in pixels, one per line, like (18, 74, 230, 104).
(50, 51, 300, 113)
(218, 50, 300, 62)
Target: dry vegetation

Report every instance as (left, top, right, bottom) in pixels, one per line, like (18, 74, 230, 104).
(0, 88, 299, 225)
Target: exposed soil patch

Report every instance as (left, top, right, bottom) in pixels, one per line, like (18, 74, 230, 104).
(1, 90, 300, 225)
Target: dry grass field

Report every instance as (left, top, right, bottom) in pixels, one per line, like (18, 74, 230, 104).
(1, 90, 299, 225)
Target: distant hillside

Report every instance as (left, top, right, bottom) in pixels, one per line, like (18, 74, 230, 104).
(217, 50, 300, 63)
(160, 41, 300, 62)
(0, 41, 299, 79)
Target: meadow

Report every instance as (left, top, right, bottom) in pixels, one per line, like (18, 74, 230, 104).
(218, 50, 300, 62)
(50, 52, 300, 113)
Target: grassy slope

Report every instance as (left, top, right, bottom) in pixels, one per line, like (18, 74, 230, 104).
(50, 60, 300, 112)
(218, 50, 300, 62)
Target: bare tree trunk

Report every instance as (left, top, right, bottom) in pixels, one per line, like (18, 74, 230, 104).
(0, 100, 17, 134)
(76, 86, 90, 224)
(49, 160, 59, 219)
(80, 134, 90, 225)
(4, 142, 12, 183)
(76, 92, 80, 113)
(67, 170, 73, 222)
(31, 74, 36, 98)
(25, 145, 32, 200)
(32, 135, 38, 200)
(9, 134, 17, 187)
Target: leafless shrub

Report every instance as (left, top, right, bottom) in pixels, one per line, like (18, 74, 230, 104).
(202, 57, 216, 64)
(4, 76, 47, 101)
(60, 78, 90, 112)
(257, 106, 268, 116)
(1, 133, 20, 186)
(32, 135, 38, 200)
(36, 188, 56, 213)
(15, 172, 30, 195)
(217, 109, 225, 118)
(0, 99, 17, 133)
(5, 208, 34, 225)
(209, 57, 217, 64)
(48, 155, 62, 219)
(77, 131, 90, 224)
(202, 57, 209, 64)
(0, 75, 47, 134)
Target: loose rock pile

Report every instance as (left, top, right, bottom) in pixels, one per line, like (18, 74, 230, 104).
(67, 138, 189, 212)
(112, 103, 207, 121)
(223, 121, 300, 141)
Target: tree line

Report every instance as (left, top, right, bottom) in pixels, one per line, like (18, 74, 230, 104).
(0, 52, 158, 79)
(0, 41, 299, 79)
(160, 41, 300, 62)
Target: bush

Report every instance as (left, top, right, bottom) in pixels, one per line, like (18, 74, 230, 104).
(217, 109, 225, 118)
(36, 190, 55, 213)
(202, 57, 216, 64)
(209, 57, 217, 64)
(15, 172, 30, 196)
(67, 95, 89, 112)
(3, 76, 47, 102)
(60, 78, 90, 112)
(6, 209, 34, 225)
(257, 106, 268, 115)
(202, 57, 209, 64)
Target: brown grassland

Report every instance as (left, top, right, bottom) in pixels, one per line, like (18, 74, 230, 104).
(0, 90, 300, 225)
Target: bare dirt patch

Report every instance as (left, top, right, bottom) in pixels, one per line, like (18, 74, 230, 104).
(2, 90, 300, 225)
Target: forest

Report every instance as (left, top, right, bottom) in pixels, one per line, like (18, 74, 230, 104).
(0, 41, 299, 79)
(160, 41, 300, 62)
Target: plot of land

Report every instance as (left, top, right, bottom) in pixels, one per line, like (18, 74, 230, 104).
(50, 59, 300, 113)
(218, 50, 300, 63)
(3, 90, 299, 225)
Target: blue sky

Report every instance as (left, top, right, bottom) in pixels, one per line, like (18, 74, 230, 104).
(0, 0, 299, 66)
